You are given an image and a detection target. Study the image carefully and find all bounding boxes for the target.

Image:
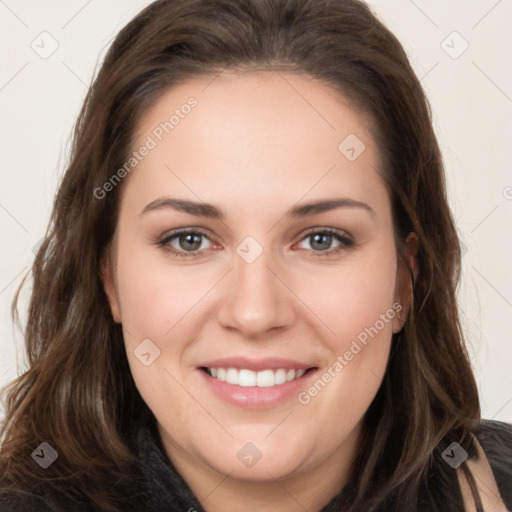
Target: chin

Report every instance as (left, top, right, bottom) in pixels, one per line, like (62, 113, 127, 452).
(200, 436, 309, 481)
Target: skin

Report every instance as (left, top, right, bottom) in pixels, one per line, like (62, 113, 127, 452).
(102, 71, 418, 511)
(458, 441, 508, 512)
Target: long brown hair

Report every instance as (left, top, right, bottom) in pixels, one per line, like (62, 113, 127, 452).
(1, 0, 480, 510)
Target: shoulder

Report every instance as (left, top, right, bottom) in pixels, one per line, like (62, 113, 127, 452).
(475, 420, 512, 506)
(459, 419, 512, 512)
(474, 418, 512, 459)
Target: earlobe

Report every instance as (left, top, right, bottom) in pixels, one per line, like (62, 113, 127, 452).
(100, 247, 122, 323)
(392, 232, 419, 333)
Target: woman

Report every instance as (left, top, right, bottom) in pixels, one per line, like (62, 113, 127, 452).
(1, 0, 511, 510)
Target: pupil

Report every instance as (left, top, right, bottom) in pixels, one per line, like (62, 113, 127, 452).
(181, 233, 202, 251)
(311, 233, 331, 251)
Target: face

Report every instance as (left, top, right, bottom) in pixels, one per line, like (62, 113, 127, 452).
(103, 71, 412, 487)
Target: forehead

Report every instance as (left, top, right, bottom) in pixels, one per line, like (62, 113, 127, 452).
(124, 71, 387, 215)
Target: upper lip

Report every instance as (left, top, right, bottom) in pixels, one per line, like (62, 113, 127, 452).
(199, 357, 316, 372)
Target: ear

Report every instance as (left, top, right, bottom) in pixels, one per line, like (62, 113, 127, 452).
(392, 232, 418, 333)
(100, 244, 122, 323)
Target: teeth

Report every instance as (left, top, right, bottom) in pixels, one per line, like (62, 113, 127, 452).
(274, 369, 287, 385)
(240, 369, 256, 387)
(206, 367, 308, 387)
(257, 369, 275, 387)
(226, 368, 238, 385)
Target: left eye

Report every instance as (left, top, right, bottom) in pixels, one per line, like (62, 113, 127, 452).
(296, 230, 351, 253)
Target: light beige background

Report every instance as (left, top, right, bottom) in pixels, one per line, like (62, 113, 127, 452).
(1, 0, 511, 422)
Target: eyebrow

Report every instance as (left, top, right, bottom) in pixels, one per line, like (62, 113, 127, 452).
(140, 197, 375, 219)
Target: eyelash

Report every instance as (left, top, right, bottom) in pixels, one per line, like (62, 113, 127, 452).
(156, 227, 354, 259)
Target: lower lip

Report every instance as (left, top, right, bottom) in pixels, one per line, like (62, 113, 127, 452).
(198, 368, 318, 409)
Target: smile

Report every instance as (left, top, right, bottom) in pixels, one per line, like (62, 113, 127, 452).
(203, 367, 310, 387)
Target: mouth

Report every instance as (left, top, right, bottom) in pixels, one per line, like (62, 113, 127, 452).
(199, 366, 317, 388)
(197, 360, 319, 409)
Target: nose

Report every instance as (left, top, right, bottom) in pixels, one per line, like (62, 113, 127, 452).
(217, 248, 296, 339)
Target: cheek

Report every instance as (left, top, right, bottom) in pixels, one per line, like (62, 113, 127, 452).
(112, 244, 191, 378)
(293, 247, 399, 347)
(292, 248, 398, 418)
(114, 252, 202, 424)
(113, 241, 228, 406)
(114, 242, 213, 340)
